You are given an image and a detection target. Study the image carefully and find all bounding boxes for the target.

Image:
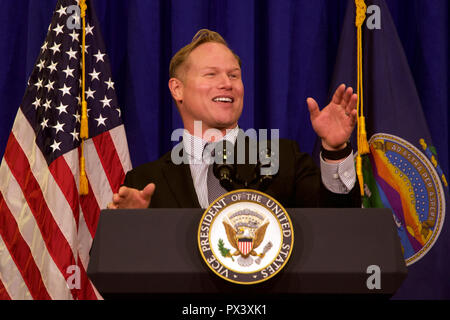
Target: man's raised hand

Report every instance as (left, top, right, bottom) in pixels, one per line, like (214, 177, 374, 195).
(107, 183, 155, 209)
(306, 84, 358, 150)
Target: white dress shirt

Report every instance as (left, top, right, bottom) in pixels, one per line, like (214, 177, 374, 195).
(182, 126, 356, 208)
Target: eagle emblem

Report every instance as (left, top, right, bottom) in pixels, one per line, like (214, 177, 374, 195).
(198, 189, 294, 284)
(219, 209, 273, 267)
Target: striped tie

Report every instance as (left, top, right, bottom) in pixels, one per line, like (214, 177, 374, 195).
(206, 143, 227, 204)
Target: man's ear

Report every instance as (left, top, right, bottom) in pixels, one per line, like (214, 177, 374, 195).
(168, 78, 184, 105)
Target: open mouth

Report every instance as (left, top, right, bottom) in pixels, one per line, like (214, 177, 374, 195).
(212, 96, 234, 103)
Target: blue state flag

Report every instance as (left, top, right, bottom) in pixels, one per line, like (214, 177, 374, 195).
(328, 0, 449, 299)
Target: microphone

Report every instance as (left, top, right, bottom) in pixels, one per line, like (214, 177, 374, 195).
(212, 137, 275, 192)
(213, 140, 235, 191)
(255, 146, 274, 191)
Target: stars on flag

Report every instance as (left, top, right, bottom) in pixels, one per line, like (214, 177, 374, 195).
(62, 66, 75, 79)
(89, 68, 101, 81)
(70, 128, 80, 142)
(55, 5, 67, 18)
(100, 96, 112, 108)
(52, 121, 65, 134)
(37, 59, 46, 71)
(50, 140, 61, 152)
(49, 42, 61, 54)
(73, 111, 81, 123)
(35, 78, 43, 90)
(95, 114, 107, 127)
(20, 3, 122, 159)
(56, 102, 68, 115)
(32, 98, 41, 109)
(45, 80, 55, 91)
(40, 117, 49, 130)
(47, 61, 58, 74)
(85, 87, 96, 99)
(66, 48, 77, 60)
(53, 24, 64, 37)
(85, 23, 94, 36)
(69, 29, 79, 42)
(59, 84, 72, 96)
(80, 43, 90, 54)
(93, 50, 105, 63)
(41, 41, 48, 52)
(105, 78, 114, 90)
(43, 99, 52, 111)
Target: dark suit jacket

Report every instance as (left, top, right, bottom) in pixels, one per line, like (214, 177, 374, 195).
(123, 138, 361, 208)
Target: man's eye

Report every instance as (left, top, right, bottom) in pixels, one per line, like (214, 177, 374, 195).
(205, 73, 215, 76)
(229, 74, 239, 79)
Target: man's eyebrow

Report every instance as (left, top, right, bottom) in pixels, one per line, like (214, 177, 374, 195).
(200, 66, 241, 72)
(200, 66, 218, 71)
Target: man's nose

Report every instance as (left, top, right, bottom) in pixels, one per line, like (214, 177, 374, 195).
(218, 73, 232, 89)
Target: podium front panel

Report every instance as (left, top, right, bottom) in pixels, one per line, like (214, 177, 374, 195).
(87, 208, 407, 296)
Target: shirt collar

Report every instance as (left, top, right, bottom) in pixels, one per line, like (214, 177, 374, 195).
(183, 126, 240, 161)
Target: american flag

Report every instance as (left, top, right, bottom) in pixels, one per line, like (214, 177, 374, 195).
(0, 0, 131, 299)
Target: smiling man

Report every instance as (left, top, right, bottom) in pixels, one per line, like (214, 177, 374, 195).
(168, 38, 244, 136)
(107, 29, 361, 210)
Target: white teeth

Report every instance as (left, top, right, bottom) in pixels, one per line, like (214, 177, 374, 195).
(213, 97, 233, 103)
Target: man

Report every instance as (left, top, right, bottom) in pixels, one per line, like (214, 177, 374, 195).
(107, 29, 360, 209)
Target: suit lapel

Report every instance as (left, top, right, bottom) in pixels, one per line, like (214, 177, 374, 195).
(161, 155, 200, 208)
(160, 128, 249, 208)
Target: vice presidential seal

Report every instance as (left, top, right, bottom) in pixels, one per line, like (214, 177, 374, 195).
(198, 190, 294, 284)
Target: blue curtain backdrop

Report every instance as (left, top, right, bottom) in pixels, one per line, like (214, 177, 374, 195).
(1, 0, 447, 175)
(0, 0, 448, 297)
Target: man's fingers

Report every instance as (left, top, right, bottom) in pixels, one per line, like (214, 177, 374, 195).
(141, 183, 156, 201)
(346, 93, 358, 114)
(343, 87, 353, 107)
(113, 193, 121, 203)
(109, 185, 154, 209)
(118, 186, 130, 198)
(306, 97, 320, 120)
(107, 202, 118, 209)
(332, 84, 346, 104)
(349, 109, 358, 125)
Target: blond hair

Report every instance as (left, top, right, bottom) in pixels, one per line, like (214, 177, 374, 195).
(169, 29, 241, 80)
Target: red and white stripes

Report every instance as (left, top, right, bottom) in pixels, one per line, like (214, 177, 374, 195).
(0, 108, 131, 299)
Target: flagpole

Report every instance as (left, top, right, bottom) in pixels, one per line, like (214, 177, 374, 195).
(355, 0, 369, 196)
(79, 0, 88, 195)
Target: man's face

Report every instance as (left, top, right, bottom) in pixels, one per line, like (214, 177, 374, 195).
(174, 42, 244, 136)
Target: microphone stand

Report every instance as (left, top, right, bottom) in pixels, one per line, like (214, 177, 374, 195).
(212, 138, 274, 192)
